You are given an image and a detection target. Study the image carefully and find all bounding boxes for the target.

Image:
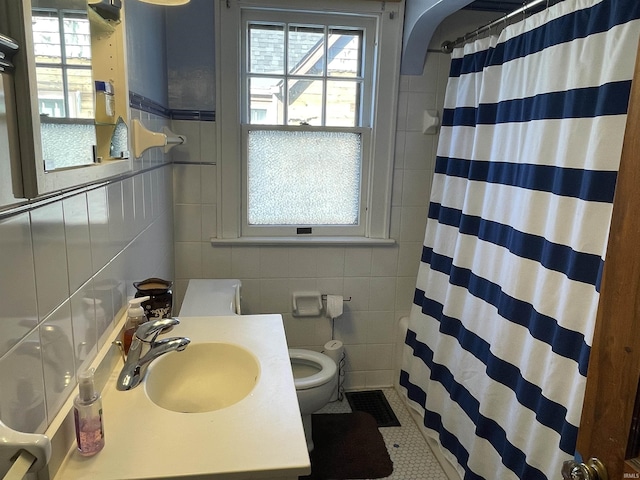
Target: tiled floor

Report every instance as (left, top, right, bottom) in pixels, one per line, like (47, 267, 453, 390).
(316, 387, 451, 480)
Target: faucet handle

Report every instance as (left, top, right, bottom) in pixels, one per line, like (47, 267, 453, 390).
(135, 317, 180, 342)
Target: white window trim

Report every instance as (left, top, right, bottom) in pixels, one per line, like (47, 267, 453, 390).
(215, 0, 404, 243)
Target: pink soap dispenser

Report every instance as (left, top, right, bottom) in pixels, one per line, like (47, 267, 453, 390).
(73, 368, 105, 456)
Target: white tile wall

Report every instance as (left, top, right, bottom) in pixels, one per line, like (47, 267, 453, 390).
(31, 202, 70, 322)
(170, 46, 456, 391)
(168, 9, 501, 394)
(0, 329, 47, 434)
(63, 194, 93, 293)
(0, 111, 175, 435)
(40, 301, 75, 420)
(0, 214, 38, 359)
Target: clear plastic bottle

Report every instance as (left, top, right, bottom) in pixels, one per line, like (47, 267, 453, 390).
(122, 296, 151, 354)
(94, 80, 115, 124)
(73, 368, 105, 456)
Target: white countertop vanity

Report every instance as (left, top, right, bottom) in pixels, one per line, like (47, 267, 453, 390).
(52, 315, 310, 480)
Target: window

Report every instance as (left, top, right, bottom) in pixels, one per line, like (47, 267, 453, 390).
(32, 9, 93, 119)
(244, 17, 371, 128)
(216, 0, 403, 242)
(32, 8, 95, 170)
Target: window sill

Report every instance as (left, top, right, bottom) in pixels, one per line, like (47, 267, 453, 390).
(209, 236, 396, 246)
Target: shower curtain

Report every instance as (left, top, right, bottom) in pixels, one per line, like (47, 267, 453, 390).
(399, 0, 640, 479)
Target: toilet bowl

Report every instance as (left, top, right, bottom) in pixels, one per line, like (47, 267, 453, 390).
(290, 348, 337, 451)
(179, 279, 338, 451)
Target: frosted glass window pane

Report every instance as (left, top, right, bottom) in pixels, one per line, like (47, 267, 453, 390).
(247, 130, 361, 225)
(288, 79, 322, 126)
(249, 24, 284, 74)
(288, 26, 324, 75)
(41, 122, 96, 171)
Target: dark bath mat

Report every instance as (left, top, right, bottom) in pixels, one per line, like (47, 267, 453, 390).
(299, 412, 393, 480)
(345, 390, 401, 427)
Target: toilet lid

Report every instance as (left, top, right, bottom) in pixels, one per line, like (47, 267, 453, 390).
(179, 279, 241, 316)
(289, 348, 337, 390)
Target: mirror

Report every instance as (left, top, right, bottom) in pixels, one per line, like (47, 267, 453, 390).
(1, 0, 131, 198)
(32, 0, 129, 170)
(31, 0, 96, 171)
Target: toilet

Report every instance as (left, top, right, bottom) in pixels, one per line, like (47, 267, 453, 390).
(179, 279, 338, 451)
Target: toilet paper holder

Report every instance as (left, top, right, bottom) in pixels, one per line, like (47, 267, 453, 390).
(321, 294, 351, 302)
(292, 292, 323, 317)
(292, 292, 351, 317)
(322, 293, 349, 320)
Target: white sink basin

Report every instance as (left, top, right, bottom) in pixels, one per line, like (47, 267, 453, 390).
(145, 342, 260, 413)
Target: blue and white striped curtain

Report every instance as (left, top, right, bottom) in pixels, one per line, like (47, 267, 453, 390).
(399, 0, 640, 478)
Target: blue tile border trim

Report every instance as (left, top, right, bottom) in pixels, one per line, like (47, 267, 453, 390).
(129, 92, 170, 117)
(129, 91, 215, 121)
(171, 109, 216, 121)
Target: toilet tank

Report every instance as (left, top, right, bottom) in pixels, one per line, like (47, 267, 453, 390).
(178, 279, 242, 316)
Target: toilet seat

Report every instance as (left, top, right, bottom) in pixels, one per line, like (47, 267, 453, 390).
(289, 349, 337, 390)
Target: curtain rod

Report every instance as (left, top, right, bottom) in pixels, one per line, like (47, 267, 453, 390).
(441, 0, 547, 53)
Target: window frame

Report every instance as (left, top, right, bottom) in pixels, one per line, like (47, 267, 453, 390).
(215, 0, 404, 243)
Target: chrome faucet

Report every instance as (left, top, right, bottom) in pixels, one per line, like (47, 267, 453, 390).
(116, 318, 190, 391)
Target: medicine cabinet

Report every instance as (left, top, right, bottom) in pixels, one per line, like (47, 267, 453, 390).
(1, 0, 131, 198)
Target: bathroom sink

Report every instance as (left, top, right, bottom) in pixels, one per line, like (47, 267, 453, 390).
(53, 316, 310, 480)
(144, 342, 260, 413)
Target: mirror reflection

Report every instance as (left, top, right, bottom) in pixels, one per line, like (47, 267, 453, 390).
(31, 0, 127, 172)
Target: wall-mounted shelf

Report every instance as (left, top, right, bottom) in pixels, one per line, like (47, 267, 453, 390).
(87, 7, 116, 38)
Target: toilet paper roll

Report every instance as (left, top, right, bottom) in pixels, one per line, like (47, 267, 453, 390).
(323, 340, 344, 365)
(323, 340, 344, 402)
(325, 294, 343, 319)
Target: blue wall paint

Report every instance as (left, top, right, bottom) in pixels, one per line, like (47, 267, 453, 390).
(125, 0, 169, 106)
(165, 0, 215, 111)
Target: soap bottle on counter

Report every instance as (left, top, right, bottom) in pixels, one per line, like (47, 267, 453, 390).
(74, 368, 105, 456)
(122, 296, 150, 354)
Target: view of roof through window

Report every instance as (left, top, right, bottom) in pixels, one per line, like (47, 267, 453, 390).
(247, 23, 364, 127)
